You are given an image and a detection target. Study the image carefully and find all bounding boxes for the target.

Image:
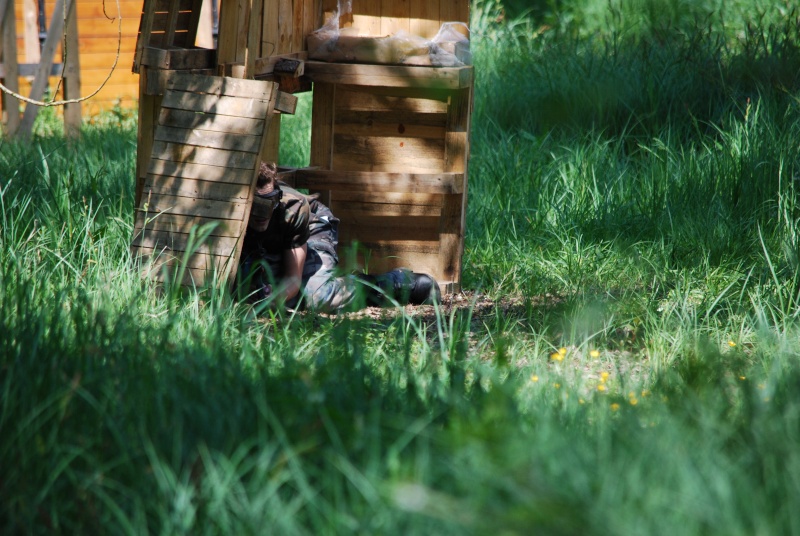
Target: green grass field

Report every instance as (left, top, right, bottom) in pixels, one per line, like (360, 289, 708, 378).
(3, 0, 800, 533)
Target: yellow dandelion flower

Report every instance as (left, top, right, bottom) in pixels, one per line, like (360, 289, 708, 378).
(590, 350, 600, 358)
(553, 383, 561, 389)
(739, 375, 746, 381)
(559, 347, 567, 355)
(641, 389, 650, 398)
(629, 397, 638, 406)
(600, 372, 610, 382)
(551, 352, 564, 362)
(597, 384, 607, 392)
(728, 340, 736, 347)
(579, 398, 586, 405)
(610, 403, 620, 411)
(530, 374, 539, 383)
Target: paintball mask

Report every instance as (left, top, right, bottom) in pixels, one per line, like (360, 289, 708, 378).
(250, 188, 283, 221)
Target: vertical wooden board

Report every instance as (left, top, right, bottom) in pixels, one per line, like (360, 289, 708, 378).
(64, 0, 82, 139)
(302, 0, 321, 46)
(262, 0, 280, 57)
(290, 0, 305, 51)
(410, 0, 440, 39)
(262, 113, 281, 163)
(309, 81, 335, 206)
(438, 86, 471, 288)
(380, 0, 409, 36)
(352, 0, 380, 36)
(136, 80, 162, 209)
(277, 0, 293, 54)
(216, 0, 244, 65)
(1, 0, 20, 135)
(245, 0, 262, 75)
(439, 0, 469, 34)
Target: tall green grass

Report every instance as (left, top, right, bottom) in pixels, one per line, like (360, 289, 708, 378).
(3, 0, 800, 533)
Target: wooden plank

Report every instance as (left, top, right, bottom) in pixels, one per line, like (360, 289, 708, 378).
(438, 84, 471, 288)
(157, 107, 266, 135)
(185, 0, 205, 46)
(335, 86, 448, 112)
(352, 0, 381, 36)
(261, 112, 281, 162)
(335, 119, 445, 139)
(262, 0, 280, 58)
(135, 193, 248, 221)
(1, 0, 20, 136)
(309, 81, 335, 205)
(217, 2, 241, 65)
(410, 0, 441, 39)
(295, 170, 464, 193)
(332, 133, 445, 164)
(142, 175, 252, 201)
(330, 159, 444, 173)
(302, 0, 321, 47)
(147, 160, 255, 184)
(134, 245, 234, 272)
(334, 109, 447, 128)
(163, 0, 183, 46)
(304, 61, 472, 89)
(245, 0, 262, 76)
(291, 0, 305, 52)
(18, 0, 70, 138)
(134, 211, 243, 237)
(277, 0, 292, 54)
(135, 84, 159, 208)
(332, 191, 442, 216)
(166, 72, 277, 99)
(151, 141, 259, 169)
(160, 92, 273, 119)
(134, 0, 158, 72)
(64, 0, 82, 139)
(381, 0, 409, 36)
(141, 47, 216, 70)
(334, 201, 440, 217)
(275, 91, 298, 114)
(155, 125, 263, 152)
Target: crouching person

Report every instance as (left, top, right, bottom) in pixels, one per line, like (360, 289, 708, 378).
(237, 162, 441, 313)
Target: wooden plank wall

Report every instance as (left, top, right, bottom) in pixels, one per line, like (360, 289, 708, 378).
(5, 0, 215, 117)
(131, 73, 278, 287)
(304, 81, 470, 286)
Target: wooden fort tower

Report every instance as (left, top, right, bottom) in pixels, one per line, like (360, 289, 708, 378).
(132, 0, 473, 292)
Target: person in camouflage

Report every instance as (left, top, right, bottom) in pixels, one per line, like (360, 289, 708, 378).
(238, 161, 441, 313)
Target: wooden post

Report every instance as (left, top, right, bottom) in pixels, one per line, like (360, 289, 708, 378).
(309, 81, 335, 207)
(1, 0, 21, 136)
(18, 0, 73, 138)
(63, 0, 81, 138)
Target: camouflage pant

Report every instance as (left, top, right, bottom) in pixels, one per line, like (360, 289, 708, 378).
(287, 240, 360, 313)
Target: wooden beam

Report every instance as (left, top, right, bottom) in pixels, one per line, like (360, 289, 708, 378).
(18, 0, 73, 138)
(275, 91, 298, 114)
(294, 170, 465, 194)
(304, 61, 473, 89)
(1, 0, 20, 136)
(134, 0, 158, 73)
(141, 47, 217, 70)
(64, 0, 82, 139)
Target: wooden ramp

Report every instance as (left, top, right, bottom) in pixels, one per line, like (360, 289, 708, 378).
(131, 72, 279, 288)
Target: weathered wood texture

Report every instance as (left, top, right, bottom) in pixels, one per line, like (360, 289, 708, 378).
(306, 74, 472, 291)
(131, 73, 278, 288)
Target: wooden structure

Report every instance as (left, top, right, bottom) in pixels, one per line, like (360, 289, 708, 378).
(0, 0, 81, 137)
(131, 72, 279, 287)
(134, 0, 472, 293)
